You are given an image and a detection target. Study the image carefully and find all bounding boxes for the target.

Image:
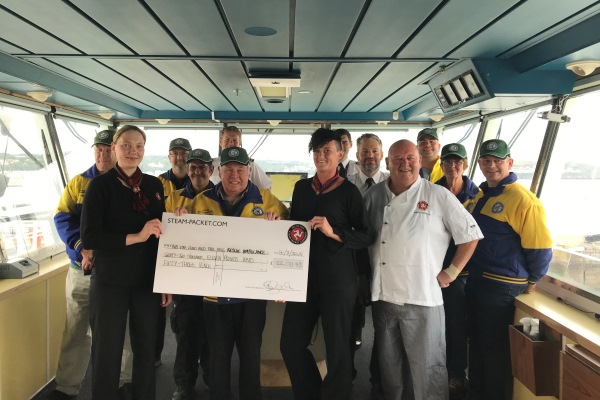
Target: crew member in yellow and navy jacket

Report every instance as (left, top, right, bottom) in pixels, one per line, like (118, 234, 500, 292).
(156, 137, 193, 367)
(182, 146, 289, 400)
(417, 128, 444, 183)
(464, 139, 552, 400)
(52, 129, 132, 399)
(166, 148, 215, 400)
(159, 137, 193, 198)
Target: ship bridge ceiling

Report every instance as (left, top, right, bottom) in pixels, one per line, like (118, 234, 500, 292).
(1, 0, 600, 126)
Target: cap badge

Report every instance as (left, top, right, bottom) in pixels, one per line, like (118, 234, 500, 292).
(175, 139, 184, 145)
(228, 148, 240, 157)
(487, 142, 498, 150)
(99, 131, 110, 139)
(449, 144, 458, 151)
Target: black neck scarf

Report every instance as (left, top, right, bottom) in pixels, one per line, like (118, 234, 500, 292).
(114, 163, 149, 213)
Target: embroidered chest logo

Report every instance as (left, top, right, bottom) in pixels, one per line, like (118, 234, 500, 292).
(417, 201, 429, 211)
(288, 224, 308, 245)
(491, 202, 504, 213)
(252, 206, 264, 216)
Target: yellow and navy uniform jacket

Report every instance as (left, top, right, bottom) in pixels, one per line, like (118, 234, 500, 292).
(420, 157, 444, 183)
(164, 180, 214, 213)
(186, 181, 289, 305)
(464, 172, 552, 285)
(435, 175, 481, 277)
(54, 164, 101, 268)
(159, 169, 190, 198)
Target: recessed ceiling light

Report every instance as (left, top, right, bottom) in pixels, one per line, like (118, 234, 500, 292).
(245, 26, 277, 36)
(298, 90, 313, 94)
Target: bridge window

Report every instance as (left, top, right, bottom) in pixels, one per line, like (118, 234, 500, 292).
(540, 90, 600, 303)
(0, 105, 63, 261)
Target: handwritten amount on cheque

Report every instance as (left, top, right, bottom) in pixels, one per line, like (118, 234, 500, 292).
(161, 243, 304, 270)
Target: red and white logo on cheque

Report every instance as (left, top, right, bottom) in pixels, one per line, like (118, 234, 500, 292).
(417, 201, 429, 211)
(288, 224, 308, 245)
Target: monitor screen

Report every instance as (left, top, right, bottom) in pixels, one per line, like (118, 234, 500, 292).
(266, 172, 308, 202)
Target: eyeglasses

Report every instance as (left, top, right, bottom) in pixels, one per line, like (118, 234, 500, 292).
(442, 159, 464, 166)
(169, 151, 189, 158)
(188, 165, 210, 172)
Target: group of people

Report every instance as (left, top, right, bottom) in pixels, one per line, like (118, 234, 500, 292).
(49, 123, 552, 400)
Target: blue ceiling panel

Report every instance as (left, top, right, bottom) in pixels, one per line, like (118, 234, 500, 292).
(1, 0, 132, 55)
(195, 61, 261, 112)
(294, 0, 365, 57)
(222, 0, 289, 57)
(319, 63, 386, 112)
(398, 0, 522, 58)
(346, 0, 441, 58)
(290, 62, 338, 112)
(146, 0, 238, 56)
(28, 58, 173, 111)
(344, 62, 434, 112)
(99, 59, 201, 110)
(71, 0, 184, 55)
(452, 1, 600, 60)
(149, 60, 232, 111)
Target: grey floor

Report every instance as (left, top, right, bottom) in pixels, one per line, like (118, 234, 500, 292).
(65, 306, 377, 400)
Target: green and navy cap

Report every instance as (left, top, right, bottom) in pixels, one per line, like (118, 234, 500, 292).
(186, 148, 212, 164)
(92, 129, 115, 147)
(479, 139, 510, 159)
(417, 128, 439, 141)
(441, 143, 468, 160)
(220, 146, 250, 166)
(169, 138, 192, 151)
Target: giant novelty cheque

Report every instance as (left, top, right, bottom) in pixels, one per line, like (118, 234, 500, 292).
(153, 213, 311, 302)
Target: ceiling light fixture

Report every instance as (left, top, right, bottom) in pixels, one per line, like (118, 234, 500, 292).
(267, 120, 281, 127)
(98, 112, 114, 119)
(298, 90, 312, 94)
(565, 61, 600, 76)
(376, 121, 389, 126)
(429, 114, 444, 122)
(156, 119, 171, 125)
(27, 91, 52, 102)
(392, 111, 399, 120)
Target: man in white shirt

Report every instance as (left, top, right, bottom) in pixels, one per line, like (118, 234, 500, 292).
(335, 128, 359, 177)
(209, 126, 272, 189)
(347, 133, 389, 194)
(363, 139, 483, 400)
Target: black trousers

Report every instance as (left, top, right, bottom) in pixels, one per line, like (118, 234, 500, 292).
(280, 286, 357, 400)
(156, 306, 166, 361)
(89, 278, 160, 400)
(171, 295, 210, 388)
(203, 300, 267, 400)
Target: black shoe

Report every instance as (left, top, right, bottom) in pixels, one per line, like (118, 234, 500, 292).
(48, 390, 76, 400)
(118, 383, 132, 400)
(172, 386, 193, 400)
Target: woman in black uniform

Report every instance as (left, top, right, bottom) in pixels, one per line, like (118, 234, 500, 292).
(81, 125, 172, 400)
(280, 128, 375, 400)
